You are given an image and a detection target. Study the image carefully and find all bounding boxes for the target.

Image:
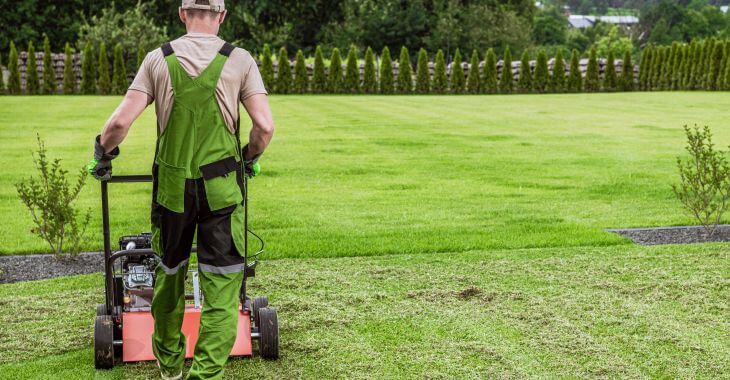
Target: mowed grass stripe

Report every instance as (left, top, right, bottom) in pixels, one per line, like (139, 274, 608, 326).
(2, 93, 730, 256)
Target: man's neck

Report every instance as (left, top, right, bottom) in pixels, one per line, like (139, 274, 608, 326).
(185, 23, 219, 35)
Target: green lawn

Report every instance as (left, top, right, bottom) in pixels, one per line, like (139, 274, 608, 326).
(2, 93, 730, 257)
(1, 93, 729, 378)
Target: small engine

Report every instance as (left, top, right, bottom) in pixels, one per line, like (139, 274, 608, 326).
(118, 233, 158, 310)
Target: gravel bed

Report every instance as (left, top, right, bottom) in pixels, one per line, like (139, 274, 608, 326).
(607, 224, 730, 245)
(0, 252, 104, 284)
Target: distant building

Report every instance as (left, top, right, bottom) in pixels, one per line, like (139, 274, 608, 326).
(568, 15, 639, 29)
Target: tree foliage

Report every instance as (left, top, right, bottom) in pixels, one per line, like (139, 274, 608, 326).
(483, 48, 497, 94)
(415, 48, 430, 94)
(603, 49, 617, 92)
(26, 41, 40, 95)
(363, 47, 377, 93)
(328, 47, 343, 93)
(379, 47, 394, 94)
(620, 49, 634, 92)
(312, 45, 327, 93)
(276, 47, 292, 94)
(584, 47, 600, 92)
(42, 36, 57, 95)
(534, 49, 548, 93)
(97, 43, 111, 95)
(8, 42, 20, 94)
(397, 46, 413, 94)
(80, 42, 95, 95)
(433, 49, 448, 94)
(499, 47, 513, 94)
(450, 48, 465, 94)
(517, 50, 532, 93)
(260, 44, 275, 91)
(63, 43, 76, 95)
(568, 49, 582, 93)
(112, 44, 127, 95)
(345, 45, 360, 93)
(293, 49, 309, 94)
(551, 49, 565, 93)
(466, 50, 480, 94)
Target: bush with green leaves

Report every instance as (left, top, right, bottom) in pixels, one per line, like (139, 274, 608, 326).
(379, 47, 393, 94)
(328, 48, 343, 93)
(260, 44, 274, 91)
(584, 47, 599, 92)
(433, 49, 447, 94)
(276, 46, 292, 94)
(293, 49, 308, 94)
(80, 42, 95, 95)
(415, 48, 430, 94)
(517, 50, 532, 93)
(672, 125, 730, 236)
(7, 42, 21, 94)
(312, 46, 326, 93)
(551, 49, 565, 93)
(397, 46, 412, 94)
(363, 47, 377, 93)
(450, 49, 465, 94)
(344, 45, 360, 93)
(97, 43, 111, 95)
(15, 135, 90, 256)
(63, 43, 75, 95)
(533, 49, 548, 93)
(483, 48, 497, 94)
(42, 36, 56, 95)
(112, 44, 127, 95)
(499, 47, 513, 94)
(26, 41, 40, 95)
(620, 49, 634, 92)
(603, 49, 616, 92)
(466, 50, 480, 94)
(568, 49, 581, 92)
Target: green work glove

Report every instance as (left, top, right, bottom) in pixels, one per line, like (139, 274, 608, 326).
(88, 135, 120, 181)
(242, 144, 262, 178)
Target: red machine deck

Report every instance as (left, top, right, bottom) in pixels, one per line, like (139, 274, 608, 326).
(122, 306, 252, 362)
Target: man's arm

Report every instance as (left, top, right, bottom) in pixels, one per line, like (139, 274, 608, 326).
(241, 94, 275, 160)
(99, 90, 153, 152)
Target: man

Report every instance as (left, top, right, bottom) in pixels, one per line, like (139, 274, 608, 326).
(87, 1, 275, 379)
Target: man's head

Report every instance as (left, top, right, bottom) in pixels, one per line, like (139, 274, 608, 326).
(179, 0, 227, 35)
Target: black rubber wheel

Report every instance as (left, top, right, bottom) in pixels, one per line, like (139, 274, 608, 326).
(96, 303, 108, 316)
(258, 307, 279, 360)
(94, 315, 115, 369)
(252, 296, 269, 327)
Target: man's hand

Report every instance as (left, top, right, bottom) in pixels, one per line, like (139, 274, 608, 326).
(88, 135, 120, 181)
(242, 144, 261, 178)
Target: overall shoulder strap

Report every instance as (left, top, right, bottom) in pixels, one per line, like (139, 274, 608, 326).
(161, 42, 174, 57)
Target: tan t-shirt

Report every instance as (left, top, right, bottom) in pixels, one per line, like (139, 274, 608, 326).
(130, 33, 267, 133)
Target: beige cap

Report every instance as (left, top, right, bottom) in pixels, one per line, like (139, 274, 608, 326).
(181, 0, 225, 12)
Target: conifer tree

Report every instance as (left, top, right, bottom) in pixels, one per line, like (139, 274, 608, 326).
(363, 47, 377, 93)
(584, 47, 600, 92)
(462, 49, 478, 93)
(379, 47, 394, 94)
(638, 46, 651, 91)
(26, 41, 40, 95)
(80, 42, 95, 94)
(8, 42, 21, 94)
(690, 40, 704, 90)
(344, 45, 360, 93)
(415, 48, 430, 94)
(517, 50, 532, 93)
(534, 49, 548, 93)
(293, 49, 308, 94)
(397, 46, 412, 93)
(433, 49, 448, 94)
(327, 48, 343, 93)
(551, 49, 566, 93)
(97, 43, 111, 95)
(260, 44, 274, 91)
(701, 38, 715, 87)
(63, 43, 75, 94)
(137, 46, 145, 71)
(450, 48, 465, 93)
(717, 41, 730, 90)
(723, 47, 730, 90)
(603, 49, 617, 91)
(42, 35, 57, 95)
(650, 46, 663, 90)
(499, 47, 513, 94)
(620, 49, 634, 91)
(483, 48, 497, 94)
(568, 49, 582, 92)
(0, 52, 4, 94)
(707, 40, 724, 90)
(681, 43, 694, 89)
(276, 47, 292, 94)
(312, 46, 326, 93)
(670, 42, 682, 90)
(112, 44, 127, 95)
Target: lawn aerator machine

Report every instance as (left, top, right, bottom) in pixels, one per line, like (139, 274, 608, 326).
(93, 175, 278, 369)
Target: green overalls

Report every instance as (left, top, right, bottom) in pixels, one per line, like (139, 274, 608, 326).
(150, 42, 247, 380)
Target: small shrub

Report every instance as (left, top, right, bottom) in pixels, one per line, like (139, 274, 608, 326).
(42, 36, 57, 95)
(260, 44, 275, 91)
(344, 45, 360, 93)
(80, 42, 96, 95)
(432, 49, 447, 94)
(499, 47, 513, 94)
(517, 50, 532, 93)
(450, 48, 465, 94)
(26, 41, 40, 95)
(16, 135, 90, 256)
(112, 44, 127, 95)
(363, 47, 377, 93)
(584, 47, 599, 92)
(603, 49, 616, 92)
(568, 49, 582, 92)
(276, 46, 292, 94)
(551, 49, 565, 93)
(379, 47, 394, 94)
(328, 48, 343, 93)
(397, 46, 412, 94)
(415, 48, 430, 94)
(482, 48, 497, 94)
(312, 46, 326, 93)
(533, 49, 548, 93)
(8, 42, 21, 94)
(672, 125, 730, 236)
(466, 49, 480, 94)
(63, 43, 76, 95)
(293, 49, 308, 94)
